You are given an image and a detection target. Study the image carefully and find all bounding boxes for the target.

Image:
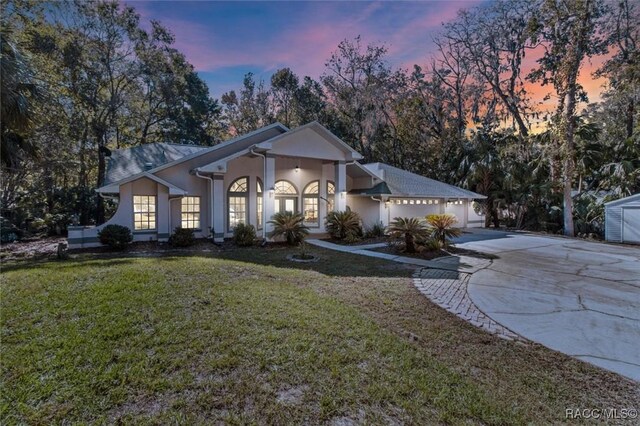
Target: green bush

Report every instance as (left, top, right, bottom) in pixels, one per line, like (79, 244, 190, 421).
(388, 217, 430, 253)
(169, 227, 196, 247)
(233, 223, 257, 247)
(0, 217, 19, 243)
(269, 211, 309, 245)
(98, 224, 133, 250)
(425, 214, 462, 247)
(364, 221, 386, 238)
(325, 208, 363, 241)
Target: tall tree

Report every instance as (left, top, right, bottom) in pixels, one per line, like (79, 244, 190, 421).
(270, 67, 299, 127)
(443, 0, 537, 137)
(528, 0, 608, 236)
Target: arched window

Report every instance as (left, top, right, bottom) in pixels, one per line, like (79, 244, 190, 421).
(256, 178, 263, 229)
(274, 180, 298, 214)
(327, 181, 335, 213)
(303, 181, 319, 225)
(274, 180, 297, 195)
(228, 177, 248, 231)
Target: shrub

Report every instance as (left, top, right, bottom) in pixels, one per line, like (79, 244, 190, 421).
(233, 223, 257, 247)
(268, 211, 309, 245)
(169, 227, 196, 247)
(426, 214, 462, 247)
(423, 237, 443, 252)
(44, 213, 70, 236)
(388, 217, 430, 253)
(0, 217, 19, 243)
(325, 208, 363, 241)
(98, 224, 133, 250)
(364, 221, 386, 238)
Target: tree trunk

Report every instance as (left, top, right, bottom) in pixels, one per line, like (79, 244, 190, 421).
(627, 97, 635, 139)
(405, 233, 415, 253)
(96, 132, 106, 225)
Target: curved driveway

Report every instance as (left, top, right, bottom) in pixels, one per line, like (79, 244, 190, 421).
(456, 230, 640, 381)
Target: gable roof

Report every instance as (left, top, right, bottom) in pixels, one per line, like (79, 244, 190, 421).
(105, 143, 208, 185)
(255, 121, 363, 161)
(99, 122, 289, 191)
(604, 193, 640, 207)
(363, 163, 486, 199)
(98, 172, 187, 195)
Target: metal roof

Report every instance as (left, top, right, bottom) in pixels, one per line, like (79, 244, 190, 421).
(604, 193, 640, 207)
(362, 162, 486, 199)
(348, 182, 392, 196)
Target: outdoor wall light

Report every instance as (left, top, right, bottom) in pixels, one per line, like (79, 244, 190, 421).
(340, 191, 346, 199)
(269, 188, 275, 198)
(294, 165, 300, 173)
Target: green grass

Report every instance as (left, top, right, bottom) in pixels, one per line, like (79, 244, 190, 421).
(2, 247, 637, 424)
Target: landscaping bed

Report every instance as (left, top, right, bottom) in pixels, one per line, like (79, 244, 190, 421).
(370, 244, 499, 260)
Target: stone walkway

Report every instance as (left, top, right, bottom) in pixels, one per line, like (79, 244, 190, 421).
(307, 238, 524, 341)
(413, 268, 522, 341)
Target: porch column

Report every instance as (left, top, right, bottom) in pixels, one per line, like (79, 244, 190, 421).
(334, 160, 347, 211)
(213, 175, 225, 242)
(264, 155, 276, 237)
(463, 199, 469, 227)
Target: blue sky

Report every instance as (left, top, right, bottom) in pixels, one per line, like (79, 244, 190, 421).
(127, 1, 482, 99)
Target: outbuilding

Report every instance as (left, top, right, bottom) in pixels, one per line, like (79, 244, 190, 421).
(605, 193, 640, 244)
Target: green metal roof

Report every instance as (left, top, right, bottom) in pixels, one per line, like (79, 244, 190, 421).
(348, 182, 392, 196)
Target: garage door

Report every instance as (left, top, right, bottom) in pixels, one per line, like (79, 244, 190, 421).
(622, 208, 640, 243)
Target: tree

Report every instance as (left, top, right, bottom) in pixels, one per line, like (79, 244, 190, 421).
(443, 0, 538, 137)
(221, 72, 273, 136)
(0, 24, 40, 168)
(528, 0, 608, 236)
(321, 36, 393, 160)
(270, 67, 299, 127)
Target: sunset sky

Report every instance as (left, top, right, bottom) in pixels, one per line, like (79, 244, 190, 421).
(128, 0, 610, 113)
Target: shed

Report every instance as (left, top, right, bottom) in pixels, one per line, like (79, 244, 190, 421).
(605, 193, 640, 244)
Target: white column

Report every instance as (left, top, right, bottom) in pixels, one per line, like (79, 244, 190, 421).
(213, 176, 225, 242)
(156, 184, 170, 241)
(319, 163, 329, 230)
(264, 155, 276, 237)
(335, 161, 347, 211)
(463, 200, 469, 227)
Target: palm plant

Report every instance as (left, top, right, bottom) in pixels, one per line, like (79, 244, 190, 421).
(325, 208, 362, 241)
(388, 217, 429, 253)
(426, 214, 462, 247)
(1, 26, 40, 168)
(268, 211, 309, 245)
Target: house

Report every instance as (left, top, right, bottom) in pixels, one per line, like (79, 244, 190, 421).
(68, 122, 486, 248)
(605, 193, 640, 244)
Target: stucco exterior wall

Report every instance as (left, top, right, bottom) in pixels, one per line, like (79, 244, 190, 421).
(347, 196, 383, 228)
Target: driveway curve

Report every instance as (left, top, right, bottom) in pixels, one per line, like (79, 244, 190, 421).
(458, 230, 640, 381)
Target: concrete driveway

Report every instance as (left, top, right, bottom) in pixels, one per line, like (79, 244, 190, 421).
(455, 229, 640, 381)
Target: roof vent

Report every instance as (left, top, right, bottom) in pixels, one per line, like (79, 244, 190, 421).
(144, 162, 153, 170)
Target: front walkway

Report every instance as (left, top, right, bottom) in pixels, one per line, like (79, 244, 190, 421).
(307, 239, 521, 341)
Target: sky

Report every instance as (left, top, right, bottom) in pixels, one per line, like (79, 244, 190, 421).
(127, 0, 610, 109)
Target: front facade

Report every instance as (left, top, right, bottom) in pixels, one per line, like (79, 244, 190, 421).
(68, 122, 486, 248)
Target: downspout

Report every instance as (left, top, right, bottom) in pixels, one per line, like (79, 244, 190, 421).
(194, 170, 215, 242)
(249, 145, 268, 241)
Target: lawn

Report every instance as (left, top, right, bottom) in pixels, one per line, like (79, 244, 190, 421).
(1, 246, 637, 424)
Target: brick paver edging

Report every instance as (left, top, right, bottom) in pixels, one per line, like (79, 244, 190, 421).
(412, 268, 524, 341)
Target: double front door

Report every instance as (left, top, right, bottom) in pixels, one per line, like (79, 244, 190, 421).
(274, 197, 297, 214)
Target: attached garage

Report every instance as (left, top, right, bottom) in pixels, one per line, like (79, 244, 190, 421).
(605, 193, 640, 244)
(347, 163, 486, 228)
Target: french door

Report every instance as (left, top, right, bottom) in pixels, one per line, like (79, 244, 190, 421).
(274, 197, 298, 214)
